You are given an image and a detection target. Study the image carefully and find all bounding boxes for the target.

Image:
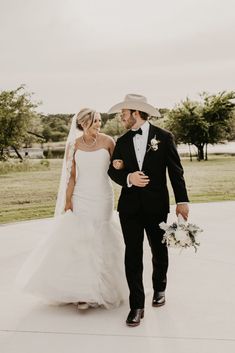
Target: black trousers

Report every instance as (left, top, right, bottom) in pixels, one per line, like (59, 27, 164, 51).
(119, 211, 168, 309)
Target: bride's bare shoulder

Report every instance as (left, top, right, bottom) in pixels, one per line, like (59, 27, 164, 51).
(98, 133, 115, 156)
(99, 133, 115, 147)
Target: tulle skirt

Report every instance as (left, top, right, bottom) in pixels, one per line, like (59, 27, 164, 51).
(16, 210, 126, 309)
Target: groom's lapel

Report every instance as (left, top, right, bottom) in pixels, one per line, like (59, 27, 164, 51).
(142, 123, 156, 168)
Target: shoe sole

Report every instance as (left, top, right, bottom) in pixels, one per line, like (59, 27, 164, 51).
(126, 322, 141, 327)
(152, 301, 165, 307)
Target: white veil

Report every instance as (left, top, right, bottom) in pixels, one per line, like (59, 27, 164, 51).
(54, 113, 82, 216)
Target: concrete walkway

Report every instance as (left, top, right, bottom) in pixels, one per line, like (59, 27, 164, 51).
(0, 202, 235, 353)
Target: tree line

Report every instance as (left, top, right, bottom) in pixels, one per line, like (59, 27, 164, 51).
(0, 86, 234, 161)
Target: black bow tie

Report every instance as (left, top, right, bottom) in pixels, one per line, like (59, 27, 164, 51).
(130, 128, 143, 137)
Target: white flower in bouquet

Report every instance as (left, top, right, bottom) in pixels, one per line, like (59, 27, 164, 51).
(159, 215, 203, 252)
(174, 228, 191, 245)
(167, 236, 177, 247)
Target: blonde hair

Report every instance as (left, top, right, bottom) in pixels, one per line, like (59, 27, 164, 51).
(76, 108, 96, 131)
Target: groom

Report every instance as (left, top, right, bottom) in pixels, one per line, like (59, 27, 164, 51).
(108, 94, 189, 327)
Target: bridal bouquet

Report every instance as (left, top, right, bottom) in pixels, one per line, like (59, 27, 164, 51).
(159, 215, 203, 252)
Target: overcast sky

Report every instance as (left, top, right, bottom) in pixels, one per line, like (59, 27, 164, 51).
(0, 0, 234, 114)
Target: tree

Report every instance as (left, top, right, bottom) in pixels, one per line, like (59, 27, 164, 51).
(166, 92, 235, 160)
(166, 99, 208, 160)
(24, 115, 44, 147)
(100, 113, 116, 128)
(150, 108, 169, 130)
(40, 114, 72, 142)
(101, 113, 125, 137)
(227, 111, 235, 141)
(0, 86, 40, 160)
(201, 91, 235, 159)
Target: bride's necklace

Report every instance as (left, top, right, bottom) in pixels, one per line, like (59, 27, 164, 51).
(82, 135, 97, 147)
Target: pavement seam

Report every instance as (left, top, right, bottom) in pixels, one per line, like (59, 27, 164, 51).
(0, 329, 235, 342)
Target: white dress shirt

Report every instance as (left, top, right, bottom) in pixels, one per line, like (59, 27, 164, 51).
(132, 120, 150, 171)
(126, 121, 149, 187)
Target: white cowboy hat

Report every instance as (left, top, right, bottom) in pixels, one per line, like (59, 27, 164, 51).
(108, 94, 161, 117)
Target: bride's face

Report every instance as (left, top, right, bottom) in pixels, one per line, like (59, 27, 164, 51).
(84, 112, 102, 135)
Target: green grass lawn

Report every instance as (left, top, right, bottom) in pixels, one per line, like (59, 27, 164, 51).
(180, 156, 235, 203)
(0, 156, 235, 224)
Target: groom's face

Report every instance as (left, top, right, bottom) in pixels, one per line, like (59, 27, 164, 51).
(120, 109, 136, 129)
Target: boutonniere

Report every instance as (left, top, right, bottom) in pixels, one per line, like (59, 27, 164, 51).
(147, 135, 161, 152)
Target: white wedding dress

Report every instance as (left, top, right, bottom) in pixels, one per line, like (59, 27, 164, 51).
(17, 148, 126, 308)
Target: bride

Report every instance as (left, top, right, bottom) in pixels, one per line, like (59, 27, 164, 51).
(17, 109, 126, 310)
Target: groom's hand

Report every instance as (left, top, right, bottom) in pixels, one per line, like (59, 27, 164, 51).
(129, 171, 150, 187)
(176, 203, 189, 221)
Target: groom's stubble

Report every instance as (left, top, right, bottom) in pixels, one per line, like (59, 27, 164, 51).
(121, 110, 137, 130)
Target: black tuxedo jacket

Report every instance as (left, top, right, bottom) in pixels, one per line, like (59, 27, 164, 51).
(108, 123, 189, 215)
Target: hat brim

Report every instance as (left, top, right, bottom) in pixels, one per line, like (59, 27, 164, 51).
(108, 101, 161, 117)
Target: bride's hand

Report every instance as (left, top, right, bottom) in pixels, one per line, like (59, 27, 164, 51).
(65, 201, 73, 212)
(113, 159, 124, 170)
